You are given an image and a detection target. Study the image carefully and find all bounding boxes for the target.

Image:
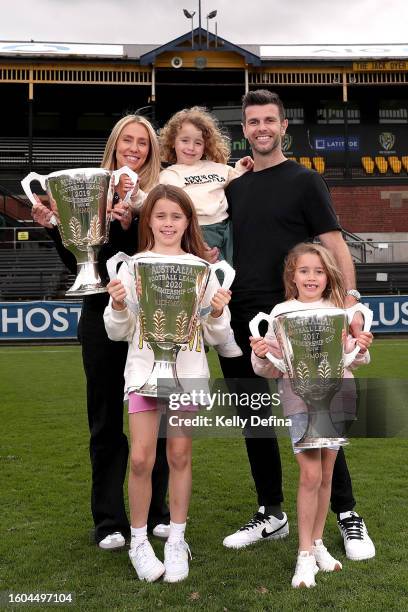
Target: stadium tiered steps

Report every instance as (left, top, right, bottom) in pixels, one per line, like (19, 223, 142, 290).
(0, 247, 74, 300)
(356, 263, 408, 295)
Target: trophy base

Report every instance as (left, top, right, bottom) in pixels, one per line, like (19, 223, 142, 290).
(137, 382, 185, 398)
(66, 261, 107, 297)
(66, 285, 107, 297)
(137, 358, 184, 399)
(294, 436, 349, 450)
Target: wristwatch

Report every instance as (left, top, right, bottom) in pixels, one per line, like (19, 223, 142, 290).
(346, 289, 361, 302)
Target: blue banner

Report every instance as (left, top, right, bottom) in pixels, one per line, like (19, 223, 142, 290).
(313, 136, 360, 151)
(0, 296, 407, 340)
(362, 295, 408, 333)
(0, 301, 82, 340)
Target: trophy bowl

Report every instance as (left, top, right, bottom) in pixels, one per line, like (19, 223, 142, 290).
(21, 166, 137, 296)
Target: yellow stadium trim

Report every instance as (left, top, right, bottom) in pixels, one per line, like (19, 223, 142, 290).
(154, 50, 246, 69)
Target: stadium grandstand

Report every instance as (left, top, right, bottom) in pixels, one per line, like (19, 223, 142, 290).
(0, 25, 408, 304)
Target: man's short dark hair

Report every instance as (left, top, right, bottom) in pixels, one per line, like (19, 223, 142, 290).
(242, 90, 286, 122)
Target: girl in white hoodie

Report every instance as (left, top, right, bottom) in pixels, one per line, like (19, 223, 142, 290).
(104, 184, 231, 584)
(159, 106, 251, 357)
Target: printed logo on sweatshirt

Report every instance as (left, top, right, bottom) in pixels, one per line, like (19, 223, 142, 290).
(184, 174, 225, 185)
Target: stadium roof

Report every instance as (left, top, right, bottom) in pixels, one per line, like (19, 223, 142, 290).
(1, 38, 407, 62)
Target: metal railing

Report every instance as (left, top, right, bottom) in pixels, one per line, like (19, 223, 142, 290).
(0, 226, 53, 248)
(1, 227, 407, 263)
(346, 240, 408, 263)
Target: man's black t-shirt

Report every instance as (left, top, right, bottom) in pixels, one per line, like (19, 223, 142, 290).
(225, 160, 341, 322)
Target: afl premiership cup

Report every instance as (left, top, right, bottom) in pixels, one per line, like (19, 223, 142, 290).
(250, 304, 373, 449)
(107, 252, 235, 396)
(21, 166, 137, 296)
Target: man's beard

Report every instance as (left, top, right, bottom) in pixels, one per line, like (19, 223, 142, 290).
(250, 134, 281, 156)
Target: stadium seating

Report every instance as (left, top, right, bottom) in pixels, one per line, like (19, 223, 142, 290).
(388, 156, 402, 174)
(356, 263, 408, 294)
(361, 156, 375, 174)
(312, 156, 325, 174)
(375, 156, 388, 174)
(0, 137, 105, 169)
(402, 156, 408, 172)
(0, 247, 74, 300)
(299, 156, 312, 170)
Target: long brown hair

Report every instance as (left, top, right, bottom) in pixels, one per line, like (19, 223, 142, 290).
(283, 242, 346, 307)
(160, 106, 230, 165)
(138, 184, 206, 258)
(101, 114, 161, 192)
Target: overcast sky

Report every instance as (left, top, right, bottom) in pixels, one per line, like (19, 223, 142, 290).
(2, 0, 408, 46)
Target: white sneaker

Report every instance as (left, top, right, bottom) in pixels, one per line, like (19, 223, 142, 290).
(337, 511, 375, 561)
(312, 539, 342, 571)
(215, 329, 243, 358)
(128, 539, 165, 582)
(292, 551, 319, 588)
(98, 532, 125, 550)
(223, 507, 289, 549)
(152, 523, 170, 539)
(163, 539, 191, 583)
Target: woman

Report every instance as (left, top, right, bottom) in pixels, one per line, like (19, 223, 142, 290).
(32, 115, 170, 549)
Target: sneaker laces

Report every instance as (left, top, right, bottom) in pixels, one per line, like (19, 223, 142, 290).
(166, 540, 192, 561)
(339, 513, 365, 541)
(239, 512, 268, 532)
(132, 539, 153, 563)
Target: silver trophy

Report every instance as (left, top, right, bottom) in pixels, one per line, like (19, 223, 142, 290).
(21, 166, 137, 296)
(250, 304, 373, 449)
(107, 252, 235, 396)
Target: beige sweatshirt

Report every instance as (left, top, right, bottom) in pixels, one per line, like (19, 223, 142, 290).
(159, 159, 248, 226)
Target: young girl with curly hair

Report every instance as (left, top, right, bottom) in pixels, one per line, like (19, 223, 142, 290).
(159, 106, 252, 357)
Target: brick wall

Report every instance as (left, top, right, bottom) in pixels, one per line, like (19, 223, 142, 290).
(3, 196, 32, 222)
(331, 186, 408, 233)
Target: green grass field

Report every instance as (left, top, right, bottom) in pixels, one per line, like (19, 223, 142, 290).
(1, 340, 407, 611)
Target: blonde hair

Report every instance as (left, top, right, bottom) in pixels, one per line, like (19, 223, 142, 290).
(160, 106, 230, 165)
(101, 115, 161, 192)
(283, 242, 346, 308)
(138, 184, 206, 258)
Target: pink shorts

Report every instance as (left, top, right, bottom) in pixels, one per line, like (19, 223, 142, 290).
(128, 392, 198, 414)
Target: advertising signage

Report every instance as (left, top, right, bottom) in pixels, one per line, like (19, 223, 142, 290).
(0, 297, 408, 341)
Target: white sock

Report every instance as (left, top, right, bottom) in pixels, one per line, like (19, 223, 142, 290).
(130, 525, 147, 548)
(167, 521, 186, 544)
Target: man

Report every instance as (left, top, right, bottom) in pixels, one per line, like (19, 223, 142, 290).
(219, 89, 375, 561)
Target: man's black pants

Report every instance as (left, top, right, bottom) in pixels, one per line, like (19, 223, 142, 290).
(80, 294, 170, 543)
(219, 320, 355, 513)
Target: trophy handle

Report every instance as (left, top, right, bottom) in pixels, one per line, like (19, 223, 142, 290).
(344, 303, 373, 366)
(112, 166, 139, 204)
(21, 172, 58, 226)
(199, 261, 235, 317)
(249, 312, 287, 373)
(210, 260, 235, 290)
(106, 251, 139, 314)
